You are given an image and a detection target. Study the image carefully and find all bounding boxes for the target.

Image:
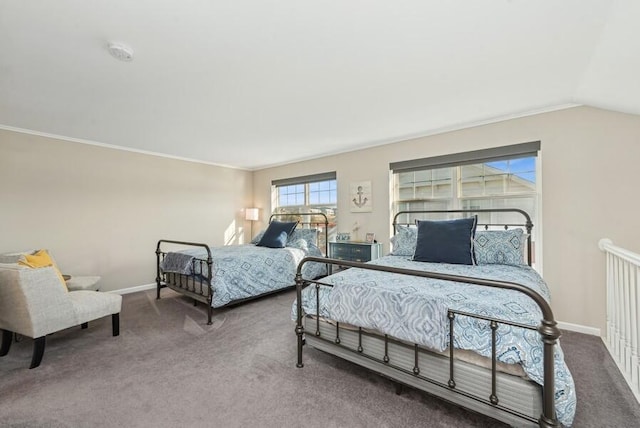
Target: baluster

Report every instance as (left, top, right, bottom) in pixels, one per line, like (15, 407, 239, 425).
(607, 252, 614, 349)
(624, 260, 632, 375)
(615, 257, 622, 361)
(631, 265, 639, 394)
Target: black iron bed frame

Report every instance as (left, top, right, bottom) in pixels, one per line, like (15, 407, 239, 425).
(156, 212, 329, 325)
(295, 209, 562, 427)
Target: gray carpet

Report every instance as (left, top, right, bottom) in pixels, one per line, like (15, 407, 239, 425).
(1, 289, 639, 427)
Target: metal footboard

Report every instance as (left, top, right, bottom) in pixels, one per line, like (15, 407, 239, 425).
(295, 257, 561, 428)
(156, 240, 214, 324)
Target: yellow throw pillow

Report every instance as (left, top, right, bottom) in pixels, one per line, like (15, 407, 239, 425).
(18, 249, 68, 291)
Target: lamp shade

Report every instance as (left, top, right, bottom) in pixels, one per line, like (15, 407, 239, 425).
(245, 208, 259, 221)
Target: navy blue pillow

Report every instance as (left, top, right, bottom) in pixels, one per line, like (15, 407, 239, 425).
(412, 216, 477, 265)
(256, 220, 298, 248)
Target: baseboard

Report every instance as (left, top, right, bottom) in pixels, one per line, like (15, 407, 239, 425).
(110, 283, 156, 295)
(557, 321, 601, 336)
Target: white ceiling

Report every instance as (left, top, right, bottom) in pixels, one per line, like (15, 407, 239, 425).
(1, 0, 638, 170)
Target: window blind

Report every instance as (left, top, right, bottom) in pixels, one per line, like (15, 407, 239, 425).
(272, 171, 337, 187)
(389, 141, 540, 173)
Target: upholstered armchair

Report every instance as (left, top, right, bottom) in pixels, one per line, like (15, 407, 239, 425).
(0, 264, 122, 368)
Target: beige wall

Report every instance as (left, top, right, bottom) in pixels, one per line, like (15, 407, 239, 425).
(3, 106, 637, 330)
(253, 106, 640, 332)
(0, 129, 253, 292)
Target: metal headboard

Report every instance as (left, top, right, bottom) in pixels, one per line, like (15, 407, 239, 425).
(392, 209, 534, 266)
(269, 212, 329, 256)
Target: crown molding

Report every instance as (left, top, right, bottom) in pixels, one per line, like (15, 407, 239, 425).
(0, 124, 249, 171)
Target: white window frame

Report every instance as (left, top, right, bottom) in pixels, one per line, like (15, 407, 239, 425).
(274, 179, 337, 212)
(271, 172, 338, 250)
(390, 142, 542, 271)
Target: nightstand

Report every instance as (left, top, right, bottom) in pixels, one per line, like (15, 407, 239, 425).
(328, 241, 383, 272)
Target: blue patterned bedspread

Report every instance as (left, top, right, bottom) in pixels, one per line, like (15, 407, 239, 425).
(161, 243, 325, 307)
(294, 255, 576, 426)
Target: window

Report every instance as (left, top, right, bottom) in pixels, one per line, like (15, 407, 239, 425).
(391, 142, 540, 264)
(278, 184, 305, 207)
(277, 180, 337, 207)
(272, 172, 338, 252)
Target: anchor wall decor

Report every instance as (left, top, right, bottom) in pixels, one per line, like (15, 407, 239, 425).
(350, 180, 372, 212)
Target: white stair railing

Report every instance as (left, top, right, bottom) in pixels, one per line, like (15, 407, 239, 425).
(599, 238, 640, 402)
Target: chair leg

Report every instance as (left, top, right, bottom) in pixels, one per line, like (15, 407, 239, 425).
(0, 329, 13, 356)
(30, 336, 46, 369)
(81, 322, 88, 329)
(112, 313, 120, 336)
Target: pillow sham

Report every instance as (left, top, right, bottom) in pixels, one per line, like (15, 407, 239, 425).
(286, 238, 309, 252)
(390, 225, 417, 256)
(257, 220, 299, 248)
(474, 229, 527, 266)
(289, 228, 318, 246)
(412, 216, 477, 265)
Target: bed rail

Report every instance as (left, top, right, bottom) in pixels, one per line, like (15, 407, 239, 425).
(599, 238, 640, 403)
(294, 257, 560, 427)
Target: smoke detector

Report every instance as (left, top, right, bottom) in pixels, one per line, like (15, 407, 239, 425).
(107, 42, 134, 62)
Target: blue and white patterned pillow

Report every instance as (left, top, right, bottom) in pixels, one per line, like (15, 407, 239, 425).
(286, 238, 309, 252)
(289, 228, 319, 246)
(474, 229, 527, 266)
(390, 225, 418, 256)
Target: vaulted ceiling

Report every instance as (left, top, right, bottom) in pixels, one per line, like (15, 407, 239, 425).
(1, 1, 638, 170)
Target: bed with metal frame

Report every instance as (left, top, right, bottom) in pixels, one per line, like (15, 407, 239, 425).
(294, 209, 571, 427)
(156, 212, 329, 325)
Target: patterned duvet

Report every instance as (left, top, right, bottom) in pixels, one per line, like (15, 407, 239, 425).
(294, 255, 576, 426)
(161, 243, 326, 307)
